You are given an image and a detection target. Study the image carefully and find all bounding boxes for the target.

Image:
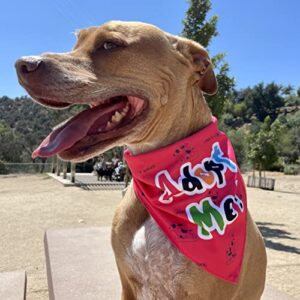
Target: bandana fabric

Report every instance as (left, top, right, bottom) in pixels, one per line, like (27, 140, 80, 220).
(124, 117, 247, 283)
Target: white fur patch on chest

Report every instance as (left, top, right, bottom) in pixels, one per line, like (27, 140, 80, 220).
(127, 217, 186, 300)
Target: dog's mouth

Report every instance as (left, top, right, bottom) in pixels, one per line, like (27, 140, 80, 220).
(32, 95, 148, 159)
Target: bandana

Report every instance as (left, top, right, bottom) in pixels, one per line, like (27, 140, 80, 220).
(124, 117, 247, 283)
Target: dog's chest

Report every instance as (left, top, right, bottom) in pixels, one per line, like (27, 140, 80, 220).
(126, 217, 186, 299)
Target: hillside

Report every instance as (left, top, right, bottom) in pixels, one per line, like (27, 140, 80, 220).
(0, 84, 299, 174)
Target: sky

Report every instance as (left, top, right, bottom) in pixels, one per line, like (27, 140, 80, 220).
(1, 0, 300, 97)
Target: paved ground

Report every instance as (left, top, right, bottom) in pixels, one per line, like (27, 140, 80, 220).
(0, 173, 299, 299)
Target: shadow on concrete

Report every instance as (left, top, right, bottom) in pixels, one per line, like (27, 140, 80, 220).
(257, 222, 300, 254)
(275, 190, 300, 195)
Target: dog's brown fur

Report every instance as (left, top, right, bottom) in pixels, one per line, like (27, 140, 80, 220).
(16, 21, 267, 299)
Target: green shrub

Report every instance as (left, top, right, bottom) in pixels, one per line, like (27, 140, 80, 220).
(0, 160, 9, 174)
(283, 164, 300, 175)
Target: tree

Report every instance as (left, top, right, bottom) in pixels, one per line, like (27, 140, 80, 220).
(246, 82, 285, 122)
(0, 96, 77, 162)
(247, 116, 279, 177)
(226, 127, 248, 169)
(182, 0, 235, 118)
(274, 112, 300, 164)
(0, 121, 23, 162)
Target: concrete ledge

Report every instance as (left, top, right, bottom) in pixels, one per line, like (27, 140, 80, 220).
(44, 227, 121, 300)
(0, 271, 27, 300)
(47, 173, 75, 187)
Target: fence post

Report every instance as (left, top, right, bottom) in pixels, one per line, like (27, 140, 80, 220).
(56, 159, 61, 176)
(71, 163, 76, 183)
(62, 161, 67, 179)
(52, 156, 57, 174)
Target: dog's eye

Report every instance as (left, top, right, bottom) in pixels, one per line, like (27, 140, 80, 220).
(103, 41, 119, 50)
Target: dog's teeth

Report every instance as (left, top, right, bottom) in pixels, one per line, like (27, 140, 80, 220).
(106, 121, 112, 129)
(115, 111, 122, 121)
(112, 111, 123, 123)
(119, 105, 129, 117)
(111, 115, 118, 123)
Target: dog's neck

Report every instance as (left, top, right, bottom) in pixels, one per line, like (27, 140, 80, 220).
(128, 90, 212, 155)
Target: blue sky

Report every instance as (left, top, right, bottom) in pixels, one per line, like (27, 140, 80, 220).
(1, 0, 300, 97)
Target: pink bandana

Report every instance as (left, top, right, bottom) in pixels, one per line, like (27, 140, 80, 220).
(124, 117, 247, 283)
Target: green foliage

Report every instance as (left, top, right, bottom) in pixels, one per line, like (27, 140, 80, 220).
(226, 128, 248, 169)
(222, 83, 300, 172)
(284, 95, 300, 106)
(227, 82, 286, 123)
(272, 111, 300, 164)
(182, 0, 235, 118)
(0, 96, 77, 162)
(247, 116, 279, 171)
(0, 160, 9, 174)
(283, 164, 300, 175)
(0, 96, 126, 164)
(207, 54, 235, 118)
(0, 120, 23, 162)
(250, 83, 285, 122)
(182, 0, 218, 48)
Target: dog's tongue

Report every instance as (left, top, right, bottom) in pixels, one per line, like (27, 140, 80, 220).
(32, 101, 124, 159)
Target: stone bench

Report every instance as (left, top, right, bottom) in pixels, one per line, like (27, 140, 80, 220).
(0, 271, 27, 300)
(44, 227, 121, 300)
(247, 175, 275, 191)
(44, 226, 295, 300)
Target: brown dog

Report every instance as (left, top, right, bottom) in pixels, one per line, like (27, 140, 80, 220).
(16, 21, 266, 299)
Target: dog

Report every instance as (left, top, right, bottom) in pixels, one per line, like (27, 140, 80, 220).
(16, 21, 267, 299)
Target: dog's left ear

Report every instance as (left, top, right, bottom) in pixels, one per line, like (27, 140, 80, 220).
(167, 35, 218, 95)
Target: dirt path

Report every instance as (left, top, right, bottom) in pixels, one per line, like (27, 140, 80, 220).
(0, 174, 299, 299)
(246, 173, 300, 299)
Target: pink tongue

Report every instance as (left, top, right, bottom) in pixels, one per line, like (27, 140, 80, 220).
(32, 101, 125, 159)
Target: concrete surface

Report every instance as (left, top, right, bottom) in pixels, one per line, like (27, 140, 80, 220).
(0, 270, 27, 300)
(44, 227, 120, 300)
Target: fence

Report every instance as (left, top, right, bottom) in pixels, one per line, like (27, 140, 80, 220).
(247, 176, 275, 191)
(2, 163, 52, 174)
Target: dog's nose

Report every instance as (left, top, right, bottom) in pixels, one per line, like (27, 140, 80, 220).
(15, 56, 43, 78)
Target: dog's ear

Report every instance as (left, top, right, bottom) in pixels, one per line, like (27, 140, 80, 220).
(192, 52, 218, 96)
(166, 35, 218, 95)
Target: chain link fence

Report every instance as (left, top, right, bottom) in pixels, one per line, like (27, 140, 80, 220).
(1, 163, 53, 174)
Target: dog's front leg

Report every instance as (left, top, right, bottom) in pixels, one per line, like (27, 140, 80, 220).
(114, 257, 137, 300)
(112, 185, 149, 299)
(112, 231, 139, 300)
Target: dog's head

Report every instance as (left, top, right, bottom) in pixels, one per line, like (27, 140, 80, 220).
(15, 21, 217, 161)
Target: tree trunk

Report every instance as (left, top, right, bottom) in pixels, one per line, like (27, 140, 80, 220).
(40, 158, 47, 173)
(259, 164, 262, 188)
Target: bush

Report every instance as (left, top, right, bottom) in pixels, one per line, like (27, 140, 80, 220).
(283, 164, 300, 175)
(226, 128, 248, 168)
(268, 160, 284, 172)
(0, 160, 9, 174)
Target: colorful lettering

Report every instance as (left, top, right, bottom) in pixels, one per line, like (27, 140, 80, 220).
(186, 195, 242, 240)
(186, 198, 225, 239)
(155, 142, 237, 203)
